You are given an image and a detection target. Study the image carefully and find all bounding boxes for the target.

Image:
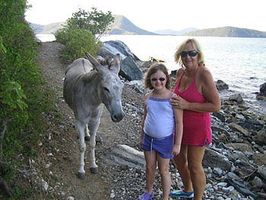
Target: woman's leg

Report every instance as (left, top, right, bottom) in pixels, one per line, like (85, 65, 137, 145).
(187, 146, 206, 200)
(144, 150, 157, 193)
(173, 144, 193, 192)
(157, 155, 171, 200)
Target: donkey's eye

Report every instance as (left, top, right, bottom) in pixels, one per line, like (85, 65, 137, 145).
(103, 87, 110, 93)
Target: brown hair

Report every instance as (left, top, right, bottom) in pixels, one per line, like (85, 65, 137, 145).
(144, 63, 171, 89)
(174, 38, 205, 66)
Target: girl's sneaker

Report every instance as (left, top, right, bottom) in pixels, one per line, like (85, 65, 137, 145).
(170, 190, 194, 198)
(137, 192, 154, 200)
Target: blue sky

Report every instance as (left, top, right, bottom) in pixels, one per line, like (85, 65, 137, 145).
(25, 0, 266, 32)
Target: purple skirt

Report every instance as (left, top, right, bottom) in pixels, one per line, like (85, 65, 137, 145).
(141, 133, 174, 159)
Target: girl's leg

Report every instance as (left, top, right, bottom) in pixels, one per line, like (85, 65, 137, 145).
(187, 146, 206, 200)
(173, 144, 193, 192)
(144, 150, 157, 193)
(157, 155, 171, 200)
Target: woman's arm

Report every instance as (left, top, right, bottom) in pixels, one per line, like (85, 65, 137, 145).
(172, 68, 221, 113)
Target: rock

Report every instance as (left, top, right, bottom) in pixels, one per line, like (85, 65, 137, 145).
(225, 172, 257, 198)
(253, 128, 266, 145)
(259, 82, 266, 96)
(228, 123, 249, 136)
(229, 93, 244, 104)
(203, 148, 232, 171)
(126, 80, 145, 94)
(224, 143, 253, 153)
(104, 144, 145, 169)
(253, 153, 266, 166)
(257, 165, 266, 180)
(98, 41, 144, 81)
(120, 56, 143, 80)
(216, 80, 229, 91)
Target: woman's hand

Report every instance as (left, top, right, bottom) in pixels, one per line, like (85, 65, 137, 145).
(172, 144, 181, 156)
(171, 95, 188, 110)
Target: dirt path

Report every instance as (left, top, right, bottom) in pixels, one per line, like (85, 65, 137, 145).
(37, 41, 111, 199)
(36, 41, 145, 200)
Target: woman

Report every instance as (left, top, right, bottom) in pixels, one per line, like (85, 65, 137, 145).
(170, 38, 221, 200)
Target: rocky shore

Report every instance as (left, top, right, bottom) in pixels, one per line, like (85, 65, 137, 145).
(102, 78, 266, 200)
(98, 40, 266, 200)
(22, 41, 265, 200)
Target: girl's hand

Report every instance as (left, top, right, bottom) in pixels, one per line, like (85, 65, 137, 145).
(171, 95, 188, 110)
(172, 144, 181, 156)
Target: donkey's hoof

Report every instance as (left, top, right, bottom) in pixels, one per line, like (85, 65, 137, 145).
(76, 172, 86, 179)
(96, 135, 103, 144)
(90, 167, 98, 174)
(84, 135, 90, 141)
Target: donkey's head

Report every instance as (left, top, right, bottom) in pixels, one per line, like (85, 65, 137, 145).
(86, 53, 124, 122)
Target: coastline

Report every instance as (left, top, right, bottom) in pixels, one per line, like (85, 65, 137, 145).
(26, 41, 265, 199)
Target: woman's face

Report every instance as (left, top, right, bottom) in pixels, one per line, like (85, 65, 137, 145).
(181, 42, 199, 69)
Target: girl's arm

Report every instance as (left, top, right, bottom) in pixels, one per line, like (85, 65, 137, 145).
(172, 108, 183, 156)
(140, 93, 149, 142)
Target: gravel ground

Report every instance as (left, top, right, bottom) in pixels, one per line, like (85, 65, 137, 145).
(34, 41, 154, 200)
(33, 41, 257, 200)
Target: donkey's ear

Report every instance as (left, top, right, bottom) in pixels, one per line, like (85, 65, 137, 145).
(96, 55, 106, 65)
(85, 53, 101, 69)
(109, 54, 121, 74)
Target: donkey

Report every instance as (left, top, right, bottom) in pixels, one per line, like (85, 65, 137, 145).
(63, 53, 124, 179)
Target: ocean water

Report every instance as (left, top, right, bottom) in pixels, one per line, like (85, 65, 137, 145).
(100, 35, 266, 114)
(36, 34, 266, 114)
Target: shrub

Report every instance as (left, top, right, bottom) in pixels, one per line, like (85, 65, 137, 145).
(55, 28, 100, 63)
(0, 0, 52, 198)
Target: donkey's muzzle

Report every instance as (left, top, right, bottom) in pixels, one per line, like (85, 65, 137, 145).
(111, 112, 124, 122)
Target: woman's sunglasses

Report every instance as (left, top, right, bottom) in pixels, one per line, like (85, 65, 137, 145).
(181, 50, 198, 58)
(151, 77, 166, 82)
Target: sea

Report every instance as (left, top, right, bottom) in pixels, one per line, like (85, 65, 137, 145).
(36, 33, 266, 114)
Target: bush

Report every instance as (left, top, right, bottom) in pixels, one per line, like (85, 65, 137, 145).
(55, 28, 100, 63)
(0, 0, 53, 198)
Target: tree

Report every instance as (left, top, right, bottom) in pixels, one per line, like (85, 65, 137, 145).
(66, 7, 114, 37)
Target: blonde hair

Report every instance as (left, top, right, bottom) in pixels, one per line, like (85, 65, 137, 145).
(174, 38, 205, 66)
(144, 63, 170, 89)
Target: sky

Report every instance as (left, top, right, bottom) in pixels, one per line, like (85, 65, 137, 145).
(25, 0, 266, 32)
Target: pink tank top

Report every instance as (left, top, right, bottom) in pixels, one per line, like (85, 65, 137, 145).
(173, 73, 212, 146)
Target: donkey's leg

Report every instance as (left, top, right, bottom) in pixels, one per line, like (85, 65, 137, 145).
(88, 118, 101, 174)
(84, 124, 90, 141)
(75, 120, 86, 179)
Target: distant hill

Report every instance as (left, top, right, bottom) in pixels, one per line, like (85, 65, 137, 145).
(29, 15, 156, 35)
(154, 27, 197, 36)
(29, 22, 65, 34)
(186, 26, 266, 38)
(107, 15, 157, 35)
(29, 17, 266, 38)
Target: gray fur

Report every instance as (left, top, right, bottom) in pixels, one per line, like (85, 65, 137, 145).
(63, 53, 124, 177)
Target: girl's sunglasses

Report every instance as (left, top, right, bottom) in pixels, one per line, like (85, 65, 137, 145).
(181, 50, 198, 58)
(151, 77, 166, 82)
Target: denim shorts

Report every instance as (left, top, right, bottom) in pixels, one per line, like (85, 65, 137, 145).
(141, 133, 174, 159)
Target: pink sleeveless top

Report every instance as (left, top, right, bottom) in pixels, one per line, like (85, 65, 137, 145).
(173, 73, 212, 146)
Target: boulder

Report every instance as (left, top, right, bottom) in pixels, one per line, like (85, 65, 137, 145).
(98, 40, 143, 81)
(257, 82, 266, 100)
(103, 144, 145, 169)
(216, 79, 229, 91)
(203, 148, 232, 171)
(259, 82, 266, 96)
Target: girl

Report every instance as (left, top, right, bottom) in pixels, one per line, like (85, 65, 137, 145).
(138, 63, 183, 200)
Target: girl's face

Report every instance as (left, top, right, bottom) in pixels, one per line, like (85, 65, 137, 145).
(150, 70, 167, 90)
